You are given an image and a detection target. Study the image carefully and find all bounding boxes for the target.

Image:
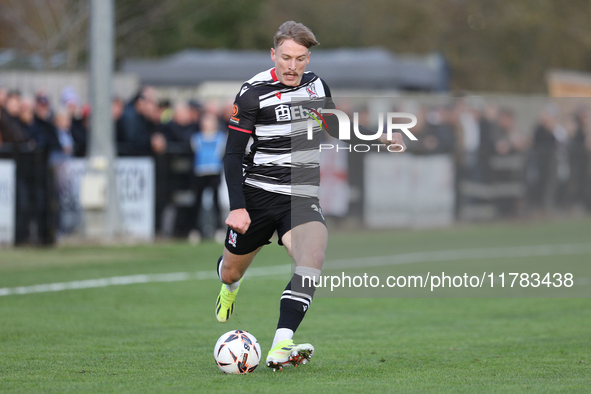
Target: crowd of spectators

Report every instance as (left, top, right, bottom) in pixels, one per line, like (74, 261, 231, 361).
(112, 86, 230, 242)
(397, 99, 591, 216)
(0, 87, 88, 158)
(1, 84, 590, 244)
(112, 86, 233, 157)
(0, 84, 234, 158)
(0, 86, 90, 244)
(0, 85, 230, 243)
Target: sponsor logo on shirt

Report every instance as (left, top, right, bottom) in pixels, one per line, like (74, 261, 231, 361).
(230, 104, 240, 124)
(275, 104, 291, 122)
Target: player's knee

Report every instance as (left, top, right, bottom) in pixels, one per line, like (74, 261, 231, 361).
(309, 248, 325, 267)
(220, 266, 242, 284)
(294, 247, 325, 267)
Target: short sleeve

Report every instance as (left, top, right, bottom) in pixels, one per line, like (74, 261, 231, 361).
(321, 79, 336, 111)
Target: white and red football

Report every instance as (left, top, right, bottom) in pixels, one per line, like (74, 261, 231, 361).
(213, 330, 261, 374)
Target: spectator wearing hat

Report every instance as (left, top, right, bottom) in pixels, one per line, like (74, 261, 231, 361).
(32, 90, 57, 148)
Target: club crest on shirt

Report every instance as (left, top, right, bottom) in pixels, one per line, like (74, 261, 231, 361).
(311, 204, 324, 219)
(306, 84, 318, 99)
(228, 230, 237, 247)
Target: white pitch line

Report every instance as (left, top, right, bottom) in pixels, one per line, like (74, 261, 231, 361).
(323, 243, 591, 270)
(1, 243, 590, 297)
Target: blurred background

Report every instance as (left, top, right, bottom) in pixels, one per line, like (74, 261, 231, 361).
(1, 0, 590, 246)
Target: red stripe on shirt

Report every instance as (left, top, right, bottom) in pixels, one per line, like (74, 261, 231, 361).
(270, 68, 278, 82)
(228, 125, 253, 134)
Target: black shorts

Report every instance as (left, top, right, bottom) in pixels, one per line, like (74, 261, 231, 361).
(225, 186, 326, 255)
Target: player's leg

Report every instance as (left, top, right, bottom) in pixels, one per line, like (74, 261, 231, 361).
(266, 221, 327, 370)
(218, 246, 262, 284)
(282, 220, 328, 269)
(215, 198, 277, 323)
(215, 246, 261, 323)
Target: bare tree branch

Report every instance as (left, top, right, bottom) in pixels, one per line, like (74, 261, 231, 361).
(48, 2, 89, 50)
(32, 0, 60, 41)
(1, 0, 45, 49)
(116, 0, 176, 38)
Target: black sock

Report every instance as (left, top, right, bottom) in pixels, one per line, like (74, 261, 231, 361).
(277, 274, 316, 332)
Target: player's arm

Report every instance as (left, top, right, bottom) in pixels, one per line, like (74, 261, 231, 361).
(223, 86, 257, 234)
(320, 80, 406, 152)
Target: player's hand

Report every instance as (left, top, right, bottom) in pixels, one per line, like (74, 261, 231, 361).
(378, 132, 406, 152)
(225, 208, 251, 234)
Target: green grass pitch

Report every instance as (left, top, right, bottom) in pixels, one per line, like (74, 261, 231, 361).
(1, 218, 590, 393)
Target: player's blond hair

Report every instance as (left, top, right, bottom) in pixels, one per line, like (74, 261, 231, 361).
(274, 21, 319, 49)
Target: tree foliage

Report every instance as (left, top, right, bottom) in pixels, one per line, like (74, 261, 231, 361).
(1, 0, 591, 93)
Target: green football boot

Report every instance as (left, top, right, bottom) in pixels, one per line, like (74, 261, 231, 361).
(215, 280, 241, 323)
(266, 339, 314, 371)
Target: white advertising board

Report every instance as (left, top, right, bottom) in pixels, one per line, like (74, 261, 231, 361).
(0, 160, 16, 245)
(116, 158, 155, 240)
(60, 158, 155, 240)
(364, 154, 455, 228)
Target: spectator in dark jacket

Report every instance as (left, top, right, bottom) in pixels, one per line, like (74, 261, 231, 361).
(413, 105, 456, 155)
(33, 91, 57, 148)
(163, 102, 199, 144)
(19, 97, 46, 149)
(566, 108, 590, 210)
(478, 102, 502, 182)
(112, 96, 125, 139)
(0, 91, 30, 144)
(118, 86, 162, 155)
(188, 100, 203, 131)
(527, 105, 559, 211)
(18, 96, 53, 244)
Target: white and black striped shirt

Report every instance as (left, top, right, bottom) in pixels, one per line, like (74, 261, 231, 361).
(226, 67, 335, 207)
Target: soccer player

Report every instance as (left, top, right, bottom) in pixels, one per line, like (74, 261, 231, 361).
(214, 21, 405, 371)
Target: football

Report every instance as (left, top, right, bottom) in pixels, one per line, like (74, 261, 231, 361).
(213, 330, 262, 374)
